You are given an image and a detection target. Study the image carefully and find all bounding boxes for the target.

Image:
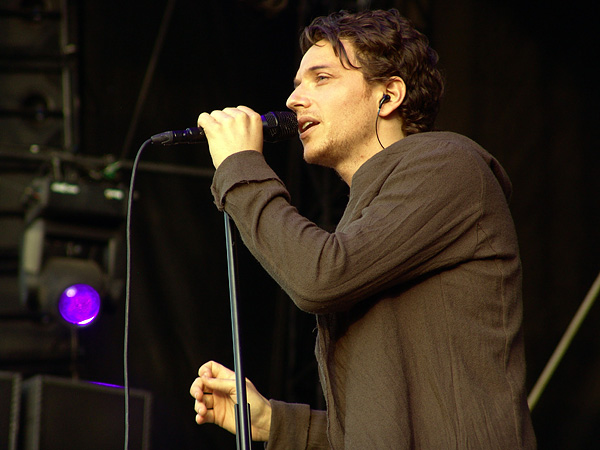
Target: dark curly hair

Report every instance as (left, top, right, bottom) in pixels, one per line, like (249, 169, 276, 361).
(300, 9, 444, 135)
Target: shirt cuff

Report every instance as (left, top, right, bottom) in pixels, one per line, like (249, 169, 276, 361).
(265, 400, 329, 450)
(210, 151, 284, 211)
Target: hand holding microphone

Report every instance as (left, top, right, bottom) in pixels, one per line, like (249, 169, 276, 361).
(202, 106, 267, 169)
(151, 106, 298, 169)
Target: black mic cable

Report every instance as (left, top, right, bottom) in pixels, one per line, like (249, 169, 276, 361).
(122, 138, 152, 450)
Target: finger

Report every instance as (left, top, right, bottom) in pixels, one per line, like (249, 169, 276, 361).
(194, 397, 205, 414)
(190, 379, 200, 398)
(209, 107, 252, 127)
(201, 361, 235, 379)
(234, 106, 262, 129)
(196, 408, 215, 425)
(195, 400, 216, 425)
(193, 394, 215, 420)
(236, 105, 259, 117)
(221, 106, 245, 116)
(190, 377, 208, 399)
(197, 111, 215, 128)
(215, 107, 261, 128)
(198, 360, 220, 377)
(210, 108, 236, 121)
(194, 394, 214, 412)
(201, 392, 214, 410)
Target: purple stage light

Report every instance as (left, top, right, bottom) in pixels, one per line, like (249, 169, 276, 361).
(57, 283, 101, 326)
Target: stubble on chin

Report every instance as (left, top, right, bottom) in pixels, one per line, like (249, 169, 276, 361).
(302, 138, 339, 168)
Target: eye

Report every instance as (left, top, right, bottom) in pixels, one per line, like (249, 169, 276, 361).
(315, 74, 330, 83)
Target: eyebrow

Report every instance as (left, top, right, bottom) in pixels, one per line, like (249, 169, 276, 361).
(293, 64, 334, 88)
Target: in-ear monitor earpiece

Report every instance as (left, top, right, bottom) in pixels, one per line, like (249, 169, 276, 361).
(379, 94, 391, 109)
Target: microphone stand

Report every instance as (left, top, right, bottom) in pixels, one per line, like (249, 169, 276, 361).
(223, 212, 252, 450)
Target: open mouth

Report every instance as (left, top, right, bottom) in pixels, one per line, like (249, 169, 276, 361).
(298, 118, 319, 137)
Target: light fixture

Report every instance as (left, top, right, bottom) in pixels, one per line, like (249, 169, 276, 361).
(19, 175, 126, 327)
(39, 257, 104, 326)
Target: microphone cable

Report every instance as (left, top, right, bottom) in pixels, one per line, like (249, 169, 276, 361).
(123, 138, 152, 450)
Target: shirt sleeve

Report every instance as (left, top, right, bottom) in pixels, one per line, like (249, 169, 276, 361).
(211, 150, 289, 211)
(211, 145, 498, 314)
(265, 400, 329, 450)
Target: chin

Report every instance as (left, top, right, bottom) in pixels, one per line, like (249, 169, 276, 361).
(303, 149, 325, 167)
(303, 142, 331, 166)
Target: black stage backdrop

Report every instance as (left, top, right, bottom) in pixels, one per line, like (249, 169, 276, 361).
(3, 0, 599, 448)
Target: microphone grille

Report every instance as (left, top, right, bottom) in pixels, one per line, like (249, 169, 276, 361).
(262, 111, 298, 143)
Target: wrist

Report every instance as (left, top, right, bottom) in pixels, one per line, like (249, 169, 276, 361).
(212, 148, 262, 170)
(252, 398, 272, 441)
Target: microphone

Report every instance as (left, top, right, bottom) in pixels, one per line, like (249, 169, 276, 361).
(151, 111, 298, 145)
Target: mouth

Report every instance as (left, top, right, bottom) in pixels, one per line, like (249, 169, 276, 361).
(298, 117, 319, 138)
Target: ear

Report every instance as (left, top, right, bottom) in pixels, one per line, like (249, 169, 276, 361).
(378, 76, 406, 118)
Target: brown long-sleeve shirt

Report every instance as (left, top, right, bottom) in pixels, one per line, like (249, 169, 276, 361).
(211, 131, 536, 449)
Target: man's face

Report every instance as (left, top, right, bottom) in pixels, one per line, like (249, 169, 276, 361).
(286, 39, 381, 172)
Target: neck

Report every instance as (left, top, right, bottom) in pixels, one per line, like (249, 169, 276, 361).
(337, 130, 405, 186)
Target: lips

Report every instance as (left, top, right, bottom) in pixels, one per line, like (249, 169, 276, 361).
(298, 116, 319, 138)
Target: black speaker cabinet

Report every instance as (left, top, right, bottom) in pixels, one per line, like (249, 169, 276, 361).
(21, 375, 151, 450)
(0, 371, 21, 450)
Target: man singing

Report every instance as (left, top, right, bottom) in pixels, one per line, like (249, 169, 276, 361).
(190, 9, 536, 449)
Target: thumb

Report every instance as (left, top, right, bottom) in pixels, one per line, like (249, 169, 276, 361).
(202, 376, 237, 398)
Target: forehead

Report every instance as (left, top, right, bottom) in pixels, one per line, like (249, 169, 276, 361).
(295, 39, 359, 79)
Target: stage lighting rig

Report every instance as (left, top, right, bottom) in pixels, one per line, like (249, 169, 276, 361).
(19, 175, 127, 327)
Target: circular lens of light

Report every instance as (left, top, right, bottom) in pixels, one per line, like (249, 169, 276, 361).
(57, 284, 101, 326)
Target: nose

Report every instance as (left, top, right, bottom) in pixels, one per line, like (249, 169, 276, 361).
(286, 85, 309, 112)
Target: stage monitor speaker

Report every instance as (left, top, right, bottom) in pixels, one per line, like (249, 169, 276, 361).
(21, 375, 152, 450)
(0, 371, 21, 450)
